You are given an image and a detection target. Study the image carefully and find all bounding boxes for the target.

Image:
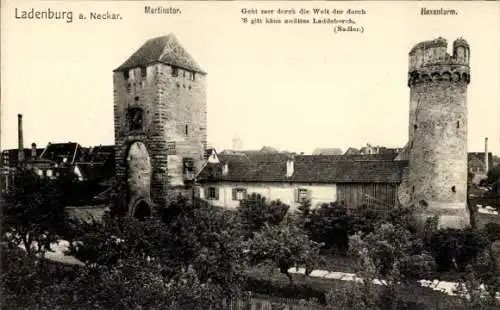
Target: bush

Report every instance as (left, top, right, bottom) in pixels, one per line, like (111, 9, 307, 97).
(237, 193, 289, 238)
(248, 219, 323, 281)
(426, 228, 491, 272)
(301, 202, 352, 254)
(484, 223, 500, 242)
(349, 223, 435, 282)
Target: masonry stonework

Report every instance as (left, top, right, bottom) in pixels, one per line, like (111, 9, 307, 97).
(404, 37, 470, 229)
(113, 35, 207, 215)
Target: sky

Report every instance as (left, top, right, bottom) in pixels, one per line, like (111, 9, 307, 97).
(1, 1, 499, 155)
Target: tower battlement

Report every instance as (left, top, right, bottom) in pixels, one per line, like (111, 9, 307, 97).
(408, 37, 470, 74)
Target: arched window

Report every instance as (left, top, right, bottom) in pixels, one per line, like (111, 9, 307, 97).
(128, 107, 144, 132)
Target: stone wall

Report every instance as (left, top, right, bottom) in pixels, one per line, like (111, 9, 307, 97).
(407, 38, 470, 228)
(113, 61, 207, 213)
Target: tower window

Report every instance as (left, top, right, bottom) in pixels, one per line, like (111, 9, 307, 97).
(414, 124, 418, 131)
(140, 66, 147, 77)
(456, 121, 460, 128)
(172, 66, 178, 77)
(127, 107, 144, 132)
(451, 186, 456, 193)
(135, 96, 139, 102)
(123, 71, 129, 80)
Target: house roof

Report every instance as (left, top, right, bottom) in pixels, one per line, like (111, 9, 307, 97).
(312, 148, 343, 156)
(81, 145, 115, 164)
(197, 153, 408, 184)
(40, 142, 81, 165)
(114, 34, 206, 74)
(1, 148, 44, 167)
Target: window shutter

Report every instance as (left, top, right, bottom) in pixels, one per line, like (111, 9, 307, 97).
(294, 188, 299, 203)
(215, 187, 220, 200)
(232, 188, 237, 200)
(204, 187, 208, 199)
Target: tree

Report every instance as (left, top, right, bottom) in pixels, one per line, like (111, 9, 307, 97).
(69, 195, 247, 298)
(237, 193, 289, 238)
(248, 218, 323, 283)
(2, 168, 73, 258)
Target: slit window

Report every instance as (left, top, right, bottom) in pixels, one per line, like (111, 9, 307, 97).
(456, 121, 460, 128)
(185, 124, 189, 136)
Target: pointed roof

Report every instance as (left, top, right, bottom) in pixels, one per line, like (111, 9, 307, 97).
(114, 33, 206, 74)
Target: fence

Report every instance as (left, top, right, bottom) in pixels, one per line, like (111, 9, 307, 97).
(221, 293, 325, 310)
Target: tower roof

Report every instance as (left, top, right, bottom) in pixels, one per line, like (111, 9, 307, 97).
(114, 33, 206, 74)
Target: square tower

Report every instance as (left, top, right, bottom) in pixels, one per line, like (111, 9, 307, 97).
(113, 34, 207, 216)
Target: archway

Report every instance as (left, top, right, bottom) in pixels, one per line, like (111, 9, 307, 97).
(133, 199, 151, 220)
(126, 141, 152, 215)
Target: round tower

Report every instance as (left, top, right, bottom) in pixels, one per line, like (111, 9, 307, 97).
(407, 37, 471, 228)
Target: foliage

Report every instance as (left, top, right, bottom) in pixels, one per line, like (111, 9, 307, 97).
(484, 222, 500, 242)
(426, 228, 491, 272)
(324, 276, 379, 310)
(237, 193, 290, 238)
(69, 195, 247, 297)
(161, 196, 247, 295)
(248, 218, 323, 282)
(454, 264, 498, 310)
(107, 175, 128, 216)
(298, 202, 351, 254)
(2, 168, 74, 257)
(1, 241, 225, 309)
(486, 165, 500, 185)
(349, 223, 435, 282)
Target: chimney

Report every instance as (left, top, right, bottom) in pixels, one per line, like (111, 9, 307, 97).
(286, 155, 294, 177)
(485, 137, 489, 173)
(17, 114, 24, 163)
(31, 143, 37, 159)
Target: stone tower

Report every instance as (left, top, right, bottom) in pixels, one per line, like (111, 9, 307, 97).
(406, 37, 470, 228)
(113, 34, 207, 217)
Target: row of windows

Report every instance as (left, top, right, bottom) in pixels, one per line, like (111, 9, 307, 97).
(123, 66, 196, 81)
(204, 187, 312, 203)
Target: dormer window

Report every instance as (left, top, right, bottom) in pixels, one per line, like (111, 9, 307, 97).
(128, 107, 144, 132)
(172, 66, 178, 77)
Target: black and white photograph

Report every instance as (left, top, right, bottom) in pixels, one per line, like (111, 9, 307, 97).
(1, 0, 500, 309)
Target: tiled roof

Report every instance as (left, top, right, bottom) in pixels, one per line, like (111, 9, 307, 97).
(114, 33, 205, 74)
(40, 143, 81, 165)
(197, 153, 408, 184)
(312, 148, 343, 156)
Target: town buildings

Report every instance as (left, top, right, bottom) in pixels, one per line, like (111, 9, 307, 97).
(1, 35, 495, 229)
